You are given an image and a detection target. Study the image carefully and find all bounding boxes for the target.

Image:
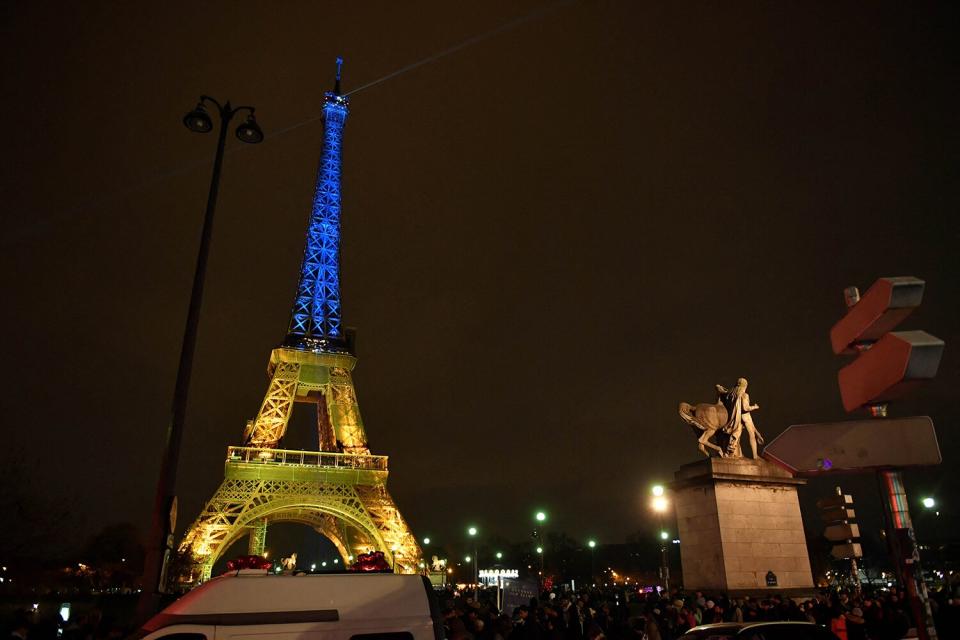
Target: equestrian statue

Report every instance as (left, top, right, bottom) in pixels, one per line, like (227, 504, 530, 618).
(679, 377, 765, 458)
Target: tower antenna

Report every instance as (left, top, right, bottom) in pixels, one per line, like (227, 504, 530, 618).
(334, 56, 343, 95)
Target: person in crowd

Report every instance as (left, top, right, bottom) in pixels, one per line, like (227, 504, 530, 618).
(829, 607, 848, 640)
(584, 624, 604, 640)
(845, 607, 866, 640)
(8, 611, 30, 640)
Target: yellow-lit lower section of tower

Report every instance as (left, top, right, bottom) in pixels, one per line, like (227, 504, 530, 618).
(177, 348, 421, 585)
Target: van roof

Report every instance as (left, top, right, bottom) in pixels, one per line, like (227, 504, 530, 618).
(144, 573, 431, 631)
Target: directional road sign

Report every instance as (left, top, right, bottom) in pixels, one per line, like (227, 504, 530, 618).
(824, 523, 861, 542)
(838, 330, 944, 412)
(831, 542, 863, 560)
(820, 506, 856, 522)
(816, 494, 854, 511)
(762, 416, 941, 476)
(830, 277, 924, 355)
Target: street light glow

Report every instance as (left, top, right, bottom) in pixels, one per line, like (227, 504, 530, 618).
(922, 497, 936, 509)
(423, 537, 431, 545)
(652, 485, 665, 497)
(652, 496, 669, 513)
(467, 526, 478, 536)
(535, 511, 547, 522)
(536, 546, 543, 554)
(588, 539, 597, 548)
(496, 552, 503, 559)
(660, 531, 669, 540)
(465, 555, 472, 563)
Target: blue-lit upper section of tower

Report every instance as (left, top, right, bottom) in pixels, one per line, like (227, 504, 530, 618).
(285, 88, 350, 352)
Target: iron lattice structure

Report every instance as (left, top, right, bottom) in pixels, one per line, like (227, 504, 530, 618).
(286, 92, 349, 352)
(177, 75, 422, 586)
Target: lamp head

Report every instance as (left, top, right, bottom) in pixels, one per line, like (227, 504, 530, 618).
(183, 102, 213, 133)
(235, 113, 263, 144)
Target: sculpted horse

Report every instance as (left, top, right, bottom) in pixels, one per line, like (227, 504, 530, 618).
(678, 400, 729, 457)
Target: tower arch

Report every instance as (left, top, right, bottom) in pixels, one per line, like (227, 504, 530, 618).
(185, 494, 385, 582)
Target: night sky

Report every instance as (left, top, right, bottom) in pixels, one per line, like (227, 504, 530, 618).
(3, 1, 958, 561)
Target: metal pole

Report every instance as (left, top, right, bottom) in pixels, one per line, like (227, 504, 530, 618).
(540, 547, 544, 580)
(590, 548, 595, 586)
(658, 514, 670, 593)
(850, 557, 862, 591)
(661, 542, 670, 593)
(879, 469, 937, 640)
(474, 543, 479, 602)
(138, 103, 235, 621)
(839, 289, 935, 639)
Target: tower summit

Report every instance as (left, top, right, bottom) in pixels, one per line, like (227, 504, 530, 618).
(286, 57, 350, 352)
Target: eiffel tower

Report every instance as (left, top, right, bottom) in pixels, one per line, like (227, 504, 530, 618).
(178, 61, 422, 584)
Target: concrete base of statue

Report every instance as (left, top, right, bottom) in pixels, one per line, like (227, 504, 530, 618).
(671, 457, 815, 596)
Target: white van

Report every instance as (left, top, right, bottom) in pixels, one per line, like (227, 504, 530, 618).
(136, 572, 444, 640)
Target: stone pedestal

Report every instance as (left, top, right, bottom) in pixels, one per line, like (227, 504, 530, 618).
(672, 457, 814, 596)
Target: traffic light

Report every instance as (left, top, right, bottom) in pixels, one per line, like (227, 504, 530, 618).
(818, 492, 862, 560)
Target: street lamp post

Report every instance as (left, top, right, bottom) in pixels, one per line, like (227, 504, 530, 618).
(421, 537, 431, 575)
(536, 545, 544, 585)
(917, 496, 941, 581)
(651, 485, 671, 593)
(587, 539, 597, 586)
(659, 530, 670, 591)
(138, 97, 263, 621)
(534, 511, 547, 589)
(468, 526, 479, 601)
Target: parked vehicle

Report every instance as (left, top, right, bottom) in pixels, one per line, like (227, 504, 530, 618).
(134, 571, 443, 640)
(681, 622, 840, 640)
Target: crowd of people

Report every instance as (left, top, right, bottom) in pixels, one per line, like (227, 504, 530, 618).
(4, 581, 960, 640)
(4, 609, 126, 640)
(439, 583, 960, 640)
